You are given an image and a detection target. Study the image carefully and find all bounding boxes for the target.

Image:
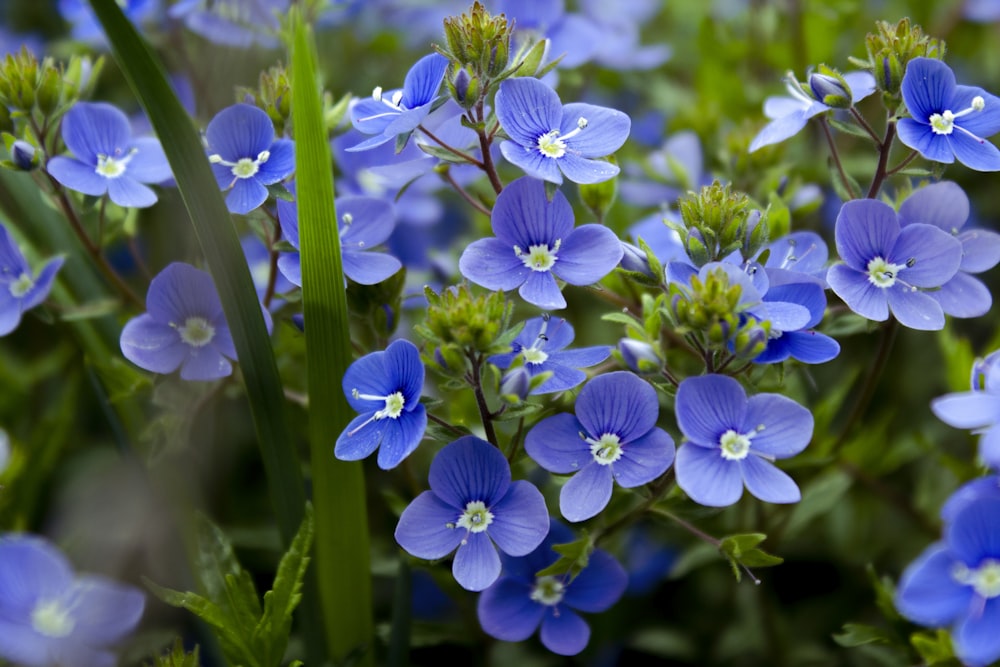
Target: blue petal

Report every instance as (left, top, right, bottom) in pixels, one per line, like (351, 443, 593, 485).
(613, 427, 675, 488)
(675, 375, 747, 446)
(540, 607, 590, 656)
(384, 338, 423, 406)
(339, 196, 396, 247)
(125, 137, 172, 184)
(343, 250, 401, 285)
(375, 407, 427, 470)
(492, 177, 574, 247)
(500, 141, 564, 183)
(394, 491, 465, 559)
(885, 286, 945, 330)
(901, 58, 955, 123)
(946, 496, 1000, 566)
(206, 103, 275, 161)
(834, 199, 900, 270)
(519, 271, 565, 310)
(488, 480, 549, 556)
(400, 53, 448, 109)
(0, 624, 52, 667)
(476, 577, 544, 641)
(932, 391, 1000, 430)
(225, 178, 269, 215)
(350, 96, 400, 137)
(553, 224, 623, 286)
(256, 139, 295, 184)
(429, 436, 511, 508)
(563, 549, 627, 612)
(0, 535, 74, 612)
(179, 346, 233, 381)
(749, 107, 811, 153)
(145, 263, 224, 325)
(932, 272, 991, 318)
(955, 598, 1000, 667)
(459, 238, 530, 291)
(62, 102, 131, 162)
(495, 77, 562, 147)
(959, 229, 1000, 273)
(453, 532, 501, 591)
(560, 102, 630, 157)
(845, 71, 877, 103)
(576, 371, 658, 444)
(559, 462, 613, 522)
(119, 314, 187, 375)
(530, 363, 586, 394)
(740, 455, 801, 503)
(556, 152, 621, 184)
(107, 177, 158, 208)
(948, 131, 1000, 171)
(949, 85, 1000, 139)
(276, 197, 299, 247)
(68, 575, 145, 644)
(898, 181, 969, 232)
(525, 413, 590, 474)
(334, 412, 383, 461)
(782, 330, 841, 364)
(895, 544, 972, 626)
(47, 157, 110, 197)
(21, 256, 65, 311)
(827, 264, 889, 322)
(896, 118, 956, 164)
(675, 442, 744, 507)
(277, 253, 302, 287)
(742, 392, 813, 458)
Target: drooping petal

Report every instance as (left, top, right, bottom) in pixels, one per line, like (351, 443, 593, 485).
(452, 533, 501, 591)
(519, 271, 566, 310)
(106, 177, 158, 208)
(895, 544, 973, 626)
(675, 375, 747, 446)
(375, 406, 427, 470)
(946, 496, 1000, 566)
(225, 178, 269, 215)
(47, 157, 110, 197)
(827, 264, 889, 322)
(560, 102, 630, 157)
(948, 131, 1000, 171)
(539, 607, 590, 656)
(119, 315, 188, 375)
(524, 413, 590, 474)
(901, 57, 956, 123)
(740, 455, 801, 503)
(896, 118, 956, 164)
(555, 152, 621, 184)
(21, 256, 65, 312)
(400, 53, 448, 109)
(613, 427, 674, 488)
(675, 443, 743, 507)
(67, 576, 144, 644)
(898, 181, 969, 232)
(458, 237, 530, 291)
(428, 436, 511, 508)
(334, 412, 384, 461)
(886, 286, 945, 330)
(477, 577, 544, 641)
(559, 462, 613, 522)
(394, 491, 465, 559)
(834, 199, 900, 270)
(531, 363, 586, 394)
(495, 77, 562, 147)
(743, 393, 813, 458)
(552, 224, 624, 286)
(256, 139, 295, 184)
(577, 371, 659, 444)
(206, 103, 275, 161)
(487, 480, 549, 556)
(954, 598, 1000, 667)
(748, 106, 812, 153)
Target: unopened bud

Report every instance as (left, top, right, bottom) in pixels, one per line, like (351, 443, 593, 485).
(808, 71, 852, 108)
(500, 366, 531, 402)
(618, 339, 659, 373)
(11, 140, 36, 170)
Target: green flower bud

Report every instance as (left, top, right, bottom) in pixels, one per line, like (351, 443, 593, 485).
(808, 68, 852, 109)
(857, 18, 945, 99)
(438, 2, 512, 83)
(36, 65, 62, 116)
(418, 284, 514, 356)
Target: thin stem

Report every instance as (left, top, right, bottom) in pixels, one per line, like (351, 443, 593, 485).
(849, 107, 882, 144)
(475, 104, 504, 195)
(442, 169, 491, 216)
(819, 116, 858, 200)
(427, 411, 468, 438)
(661, 367, 680, 388)
(867, 118, 896, 199)
(467, 351, 499, 447)
(886, 149, 920, 176)
(506, 416, 525, 465)
(417, 124, 485, 167)
(594, 472, 674, 545)
(649, 507, 722, 548)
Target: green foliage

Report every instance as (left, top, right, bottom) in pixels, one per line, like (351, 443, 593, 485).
(146, 639, 201, 667)
(718, 533, 783, 582)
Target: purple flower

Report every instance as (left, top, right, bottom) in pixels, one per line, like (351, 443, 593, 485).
(674, 374, 813, 507)
(826, 198, 963, 330)
(494, 77, 630, 185)
(459, 176, 623, 310)
(335, 339, 426, 469)
(931, 359, 1000, 470)
(348, 53, 448, 152)
(205, 104, 295, 215)
(525, 371, 675, 522)
(276, 194, 402, 286)
(477, 520, 627, 656)
(0, 534, 144, 667)
(761, 231, 830, 283)
(489, 316, 610, 394)
(120, 262, 265, 381)
(47, 102, 171, 208)
(0, 222, 63, 336)
(895, 496, 1000, 667)
(394, 436, 549, 591)
(898, 181, 1000, 318)
(897, 57, 1000, 171)
(753, 279, 840, 364)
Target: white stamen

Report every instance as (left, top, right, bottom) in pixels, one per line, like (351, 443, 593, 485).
(514, 240, 560, 272)
(866, 256, 910, 289)
(95, 147, 137, 179)
(584, 432, 623, 465)
(8, 272, 33, 298)
(530, 575, 566, 606)
(929, 96, 987, 139)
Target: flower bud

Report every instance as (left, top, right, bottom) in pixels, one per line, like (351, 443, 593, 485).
(808, 71, 852, 108)
(499, 366, 531, 403)
(619, 242, 653, 277)
(618, 338, 659, 373)
(733, 321, 770, 360)
(36, 64, 62, 115)
(10, 140, 36, 170)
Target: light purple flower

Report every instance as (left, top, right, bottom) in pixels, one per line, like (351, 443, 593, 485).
(932, 358, 1000, 470)
(168, 0, 287, 48)
(0, 222, 63, 336)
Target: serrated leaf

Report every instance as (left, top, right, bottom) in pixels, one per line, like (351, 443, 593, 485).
(146, 638, 201, 667)
(535, 537, 593, 579)
(194, 514, 262, 624)
(143, 577, 251, 662)
(832, 622, 892, 647)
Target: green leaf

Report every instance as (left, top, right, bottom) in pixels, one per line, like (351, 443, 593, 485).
(718, 533, 783, 581)
(783, 470, 852, 539)
(910, 629, 959, 665)
(535, 536, 593, 579)
(832, 622, 892, 647)
(828, 117, 877, 140)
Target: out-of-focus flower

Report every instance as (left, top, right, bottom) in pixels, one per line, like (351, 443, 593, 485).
(0, 222, 63, 337)
(169, 0, 287, 48)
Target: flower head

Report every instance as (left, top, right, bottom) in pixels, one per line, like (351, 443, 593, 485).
(335, 339, 426, 469)
(394, 436, 549, 591)
(0, 222, 63, 336)
(459, 176, 623, 310)
(494, 77, 630, 185)
(476, 520, 628, 656)
(205, 103, 295, 215)
(931, 358, 1000, 471)
(525, 371, 675, 522)
(898, 57, 1000, 171)
(826, 198, 963, 330)
(0, 534, 145, 667)
(47, 102, 172, 208)
(674, 374, 813, 507)
(168, 0, 287, 48)
(753, 279, 840, 365)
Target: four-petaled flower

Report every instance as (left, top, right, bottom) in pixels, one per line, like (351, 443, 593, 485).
(826, 198, 963, 331)
(0, 222, 63, 337)
(674, 374, 813, 507)
(395, 436, 549, 591)
(459, 176, 623, 310)
(476, 520, 628, 656)
(205, 103, 295, 214)
(898, 57, 1000, 171)
(335, 338, 427, 469)
(0, 533, 145, 667)
(48, 102, 172, 208)
(494, 77, 631, 184)
(525, 371, 675, 522)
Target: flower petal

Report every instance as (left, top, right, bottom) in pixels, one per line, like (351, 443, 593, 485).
(901, 57, 956, 123)
(560, 102, 630, 157)
(675, 442, 744, 507)
(556, 152, 621, 184)
(946, 496, 1000, 566)
(343, 250, 402, 285)
(895, 544, 972, 626)
(206, 103, 275, 161)
(896, 118, 956, 164)
(933, 272, 991, 318)
(394, 491, 465, 559)
(948, 131, 1000, 172)
(519, 270, 566, 310)
(553, 224, 624, 286)
(539, 608, 590, 656)
(428, 436, 511, 508)
(563, 549, 628, 612)
(477, 577, 544, 642)
(401, 53, 448, 108)
(782, 330, 841, 364)
(339, 196, 396, 247)
(886, 286, 945, 330)
(47, 157, 109, 197)
(931, 391, 1000, 430)
(834, 199, 900, 270)
(453, 533, 501, 591)
(62, 102, 131, 162)
(119, 314, 187, 375)
(959, 229, 1000, 273)
(495, 77, 562, 147)
(334, 412, 384, 461)
(256, 139, 295, 184)
(577, 371, 659, 443)
(375, 406, 426, 470)
(488, 480, 549, 556)
(492, 177, 574, 247)
(499, 141, 564, 183)
(898, 181, 969, 232)
(68, 575, 144, 644)
(0, 535, 74, 613)
(740, 455, 801, 503)
(179, 347, 233, 381)
(827, 264, 889, 322)
(949, 85, 1000, 139)
(675, 374, 747, 446)
(107, 177, 158, 208)
(613, 427, 674, 488)
(743, 393, 813, 458)
(525, 413, 590, 474)
(954, 598, 1000, 667)
(559, 462, 613, 522)
(125, 137, 172, 183)
(459, 237, 530, 291)
(225, 178, 269, 215)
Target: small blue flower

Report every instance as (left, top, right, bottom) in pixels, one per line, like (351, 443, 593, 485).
(205, 103, 295, 215)
(0, 533, 145, 667)
(674, 374, 813, 507)
(394, 436, 549, 591)
(168, 0, 287, 48)
(525, 371, 675, 522)
(895, 495, 1000, 667)
(760, 230, 830, 284)
(753, 279, 840, 365)
(0, 222, 63, 337)
(489, 316, 610, 394)
(459, 176, 623, 310)
(826, 199, 963, 330)
(476, 520, 628, 656)
(335, 339, 426, 469)
(898, 57, 1000, 171)
(931, 359, 1000, 470)
(348, 53, 448, 152)
(47, 102, 172, 208)
(940, 475, 1000, 523)
(494, 77, 631, 185)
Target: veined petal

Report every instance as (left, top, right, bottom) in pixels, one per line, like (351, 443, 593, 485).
(125, 137, 172, 183)
(495, 77, 562, 147)
(959, 229, 1000, 273)
(540, 608, 590, 656)
(499, 141, 564, 184)
(954, 598, 1000, 667)
(459, 237, 530, 291)
(524, 413, 590, 474)
(338, 196, 396, 247)
(740, 455, 801, 503)
(350, 96, 399, 137)
(477, 578, 544, 641)
(21, 256, 65, 312)
(531, 363, 586, 394)
(334, 412, 384, 461)
(577, 372, 659, 444)
(949, 85, 1000, 138)
(901, 57, 956, 123)
(931, 391, 1000, 430)
(206, 103, 275, 161)
(559, 462, 613, 522)
(342, 349, 395, 412)
(383, 338, 424, 406)
(945, 496, 1000, 566)
(394, 491, 465, 559)
(896, 118, 956, 164)
(62, 102, 131, 162)
(107, 177, 158, 208)
(453, 533, 501, 591)
(563, 549, 627, 612)
(890, 224, 962, 288)
(834, 199, 900, 270)
(675, 375, 747, 446)
(488, 481, 549, 556)
(256, 139, 295, 184)
(748, 107, 812, 153)
(613, 427, 675, 488)
(519, 271, 566, 310)
(783, 330, 841, 364)
(0, 536, 74, 612)
(491, 177, 574, 247)
(675, 443, 743, 507)
(895, 544, 972, 626)
(553, 224, 623, 286)
(948, 131, 1000, 172)
(145, 262, 224, 325)
(885, 286, 945, 330)
(560, 102, 630, 157)
(119, 315, 187, 375)
(827, 264, 889, 322)
(343, 250, 401, 285)
(932, 272, 991, 318)
(743, 393, 813, 458)
(898, 181, 969, 232)
(225, 178, 269, 215)
(428, 436, 511, 508)
(374, 406, 426, 470)
(400, 53, 448, 109)
(845, 71, 877, 103)
(47, 157, 110, 197)
(556, 153, 621, 184)
(179, 347, 232, 381)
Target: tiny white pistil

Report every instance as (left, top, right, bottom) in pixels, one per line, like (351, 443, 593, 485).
(178, 316, 216, 348)
(209, 150, 271, 180)
(95, 148, 137, 179)
(719, 429, 752, 461)
(9, 272, 34, 298)
(530, 575, 566, 606)
(585, 432, 623, 465)
(866, 256, 909, 289)
(929, 96, 987, 139)
(514, 240, 560, 272)
(952, 558, 1000, 599)
(455, 500, 493, 538)
(31, 599, 75, 638)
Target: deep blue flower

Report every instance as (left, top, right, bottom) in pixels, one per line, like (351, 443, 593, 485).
(494, 77, 631, 185)
(0, 222, 63, 337)
(47, 102, 172, 208)
(348, 53, 448, 152)
(895, 496, 1000, 667)
(205, 104, 295, 215)
(0, 534, 144, 667)
(898, 57, 1000, 171)
(489, 316, 610, 394)
(826, 199, 963, 330)
(394, 436, 549, 591)
(674, 374, 813, 507)
(525, 371, 675, 522)
(932, 359, 1000, 471)
(941, 476, 1000, 523)
(276, 193, 402, 286)
(120, 262, 265, 381)
(477, 520, 628, 656)
(335, 339, 426, 469)
(459, 176, 623, 310)
(898, 181, 1000, 318)
(168, 0, 287, 48)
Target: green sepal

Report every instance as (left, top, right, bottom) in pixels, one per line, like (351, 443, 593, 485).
(266, 182, 294, 201)
(910, 629, 960, 666)
(325, 91, 352, 131)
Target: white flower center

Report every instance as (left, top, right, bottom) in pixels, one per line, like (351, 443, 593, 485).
(456, 500, 493, 534)
(9, 272, 34, 298)
(536, 117, 588, 159)
(523, 347, 549, 365)
(178, 316, 216, 347)
(530, 575, 566, 606)
(31, 599, 75, 638)
(929, 96, 986, 137)
(95, 148, 136, 179)
(514, 241, 560, 272)
(866, 256, 909, 289)
(209, 150, 271, 180)
(953, 559, 1000, 599)
(719, 429, 752, 461)
(585, 432, 623, 465)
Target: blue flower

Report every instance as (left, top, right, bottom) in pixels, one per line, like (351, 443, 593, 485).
(749, 71, 876, 152)
(494, 77, 631, 184)
(205, 103, 295, 215)
(525, 371, 675, 522)
(394, 436, 549, 591)
(941, 476, 1000, 523)
(489, 316, 610, 394)
(826, 199, 963, 330)
(898, 181, 1000, 318)
(0, 222, 63, 336)
(476, 520, 628, 656)
(459, 176, 623, 310)
(0, 534, 145, 667)
(760, 230, 830, 284)
(47, 102, 172, 208)
(898, 57, 1000, 171)
(168, 0, 287, 48)
(895, 496, 1000, 667)
(120, 262, 266, 381)
(276, 193, 402, 286)
(335, 339, 426, 469)
(674, 374, 813, 507)
(347, 53, 448, 152)
(931, 359, 1000, 470)
(753, 279, 840, 365)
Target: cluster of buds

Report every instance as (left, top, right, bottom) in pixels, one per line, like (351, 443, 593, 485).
(672, 182, 769, 266)
(851, 18, 945, 101)
(0, 49, 101, 118)
(415, 284, 514, 376)
(238, 65, 292, 137)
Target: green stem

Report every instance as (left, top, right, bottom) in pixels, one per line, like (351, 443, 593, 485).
(418, 123, 485, 167)
(819, 116, 858, 200)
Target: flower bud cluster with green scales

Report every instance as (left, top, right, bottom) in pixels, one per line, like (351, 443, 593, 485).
(671, 182, 769, 266)
(850, 18, 945, 102)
